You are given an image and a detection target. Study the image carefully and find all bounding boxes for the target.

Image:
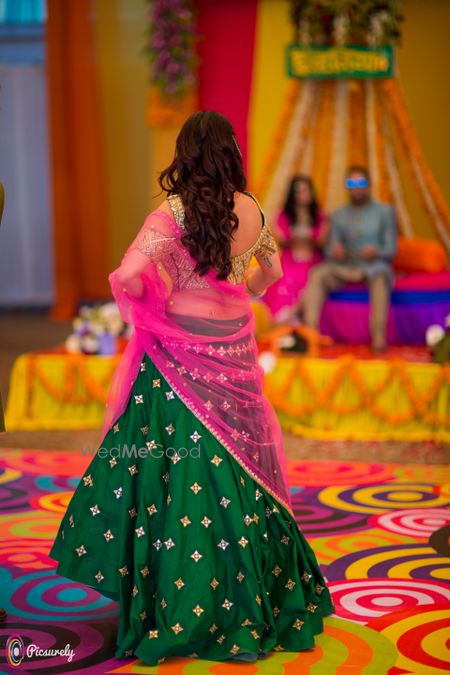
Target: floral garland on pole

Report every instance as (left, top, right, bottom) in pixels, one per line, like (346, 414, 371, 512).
(261, 81, 316, 224)
(383, 78, 450, 252)
(326, 79, 348, 212)
(348, 80, 368, 168)
(311, 79, 335, 205)
(145, 0, 199, 128)
(377, 81, 413, 237)
(252, 80, 301, 199)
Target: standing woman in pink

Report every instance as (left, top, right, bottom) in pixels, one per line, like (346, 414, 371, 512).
(264, 175, 329, 322)
(49, 112, 334, 666)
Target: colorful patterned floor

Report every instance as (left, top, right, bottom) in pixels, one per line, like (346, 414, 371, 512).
(0, 449, 449, 674)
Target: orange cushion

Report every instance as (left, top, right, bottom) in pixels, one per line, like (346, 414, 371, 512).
(393, 237, 448, 273)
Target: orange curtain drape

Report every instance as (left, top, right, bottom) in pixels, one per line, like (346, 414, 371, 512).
(46, 0, 109, 319)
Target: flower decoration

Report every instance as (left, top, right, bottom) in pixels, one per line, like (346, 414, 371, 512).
(65, 302, 131, 355)
(426, 325, 445, 348)
(383, 78, 450, 244)
(291, 1, 403, 47)
(426, 317, 450, 364)
(146, 0, 199, 98)
(258, 351, 277, 374)
(333, 13, 350, 47)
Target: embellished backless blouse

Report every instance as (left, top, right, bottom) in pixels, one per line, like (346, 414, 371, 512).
(157, 192, 278, 286)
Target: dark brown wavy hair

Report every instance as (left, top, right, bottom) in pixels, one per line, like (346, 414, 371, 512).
(283, 175, 319, 228)
(158, 110, 247, 279)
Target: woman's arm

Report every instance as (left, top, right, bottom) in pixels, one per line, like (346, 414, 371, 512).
(114, 249, 148, 298)
(246, 252, 283, 296)
(112, 205, 177, 298)
(313, 211, 330, 249)
(245, 225, 283, 295)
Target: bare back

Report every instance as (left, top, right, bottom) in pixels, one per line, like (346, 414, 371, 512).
(229, 191, 265, 258)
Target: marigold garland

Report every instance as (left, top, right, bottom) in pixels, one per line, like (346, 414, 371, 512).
(383, 79, 450, 250)
(12, 350, 450, 433)
(27, 354, 121, 411)
(252, 79, 301, 200)
(326, 79, 349, 211)
(347, 80, 368, 168)
(295, 84, 320, 176)
(265, 355, 450, 426)
(372, 84, 392, 204)
(377, 82, 414, 237)
(311, 79, 335, 205)
(261, 80, 316, 224)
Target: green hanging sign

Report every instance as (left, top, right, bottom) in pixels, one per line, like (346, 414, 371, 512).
(287, 45, 394, 79)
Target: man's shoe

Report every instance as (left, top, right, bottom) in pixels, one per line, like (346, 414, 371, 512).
(0, 608, 7, 622)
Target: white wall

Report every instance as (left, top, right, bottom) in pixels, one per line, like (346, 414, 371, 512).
(0, 62, 54, 307)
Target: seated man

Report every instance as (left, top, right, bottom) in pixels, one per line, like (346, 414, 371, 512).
(302, 166, 397, 351)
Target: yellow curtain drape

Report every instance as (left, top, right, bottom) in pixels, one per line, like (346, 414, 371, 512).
(46, 0, 109, 319)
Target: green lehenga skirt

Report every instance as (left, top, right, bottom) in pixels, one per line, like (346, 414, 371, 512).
(49, 351, 335, 665)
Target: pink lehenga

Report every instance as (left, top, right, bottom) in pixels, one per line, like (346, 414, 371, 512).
(50, 194, 334, 665)
(263, 209, 326, 320)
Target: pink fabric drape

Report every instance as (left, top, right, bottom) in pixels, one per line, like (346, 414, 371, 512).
(100, 209, 293, 516)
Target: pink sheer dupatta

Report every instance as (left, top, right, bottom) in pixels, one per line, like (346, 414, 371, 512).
(100, 208, 293, 516)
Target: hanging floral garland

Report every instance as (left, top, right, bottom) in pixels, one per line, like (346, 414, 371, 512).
(347, 80, 367, 168)
(371, 79, 392, 203)
(145, 0, 199, 128)
(383, 78, 450, 252)
(252, 80, 301, 199)
(291, 0, 403, 47)
(311, 79, 335, 205)
(263, 354, 450, 427)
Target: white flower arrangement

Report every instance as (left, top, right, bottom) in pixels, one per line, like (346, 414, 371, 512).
(258, 351, 277, 374)
(425, 324, 445, 348)
(425, 315, 450, 364)
(65, 302, 131, 355)
(367, 11, 388, 48)
(333, 14, 349, 48)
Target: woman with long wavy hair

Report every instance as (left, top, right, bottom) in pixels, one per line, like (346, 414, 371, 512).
(264, 175, 329, 322)
(49, 111, 334, 665)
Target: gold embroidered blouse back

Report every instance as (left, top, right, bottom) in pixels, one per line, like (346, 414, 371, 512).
(166, 193, 277, 285)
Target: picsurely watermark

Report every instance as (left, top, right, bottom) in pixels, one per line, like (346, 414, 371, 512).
(6, 634, 75, 667)
(81, 442, 201, 461)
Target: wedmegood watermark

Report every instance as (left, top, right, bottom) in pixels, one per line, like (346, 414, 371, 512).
(81, 443, 201, 460)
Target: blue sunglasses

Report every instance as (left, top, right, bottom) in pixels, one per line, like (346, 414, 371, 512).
(346, 177, 369, 189)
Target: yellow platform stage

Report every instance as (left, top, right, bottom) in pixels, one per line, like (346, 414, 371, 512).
(5, 352, 120, 431)
(264, 353, 449, 443)
(5, 350, 450, 443)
